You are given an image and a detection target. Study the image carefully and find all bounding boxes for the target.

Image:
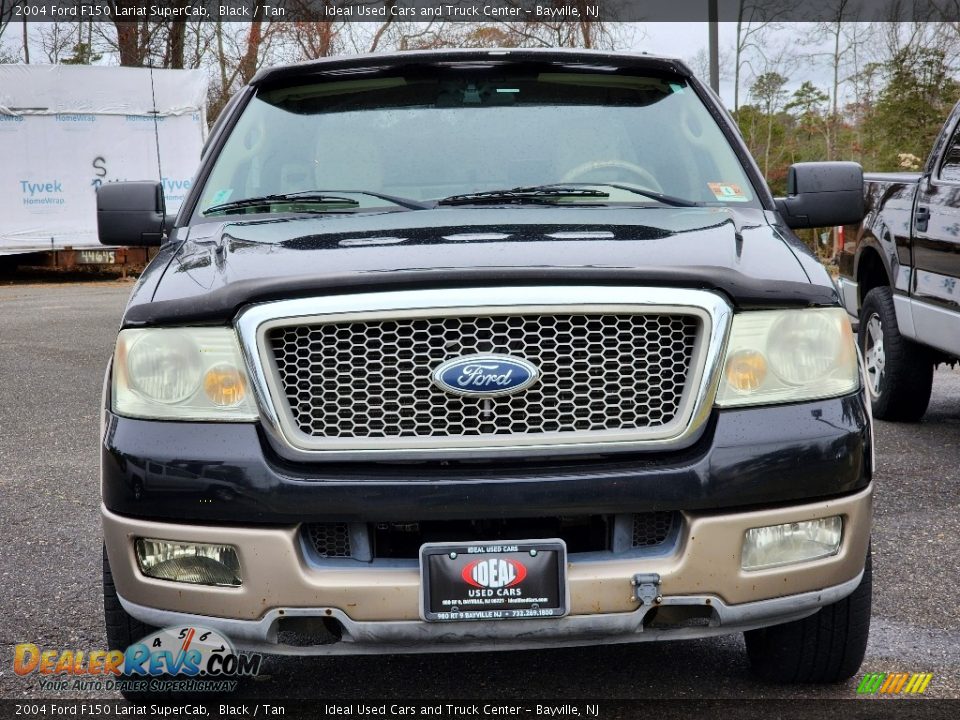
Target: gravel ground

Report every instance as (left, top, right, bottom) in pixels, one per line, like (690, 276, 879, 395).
(0, 282, 957, 704)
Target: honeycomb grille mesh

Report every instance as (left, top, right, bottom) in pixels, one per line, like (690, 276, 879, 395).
(267, 313, 699, 440)
(305, 523, 351, 558)
(632, 512, 678, 547)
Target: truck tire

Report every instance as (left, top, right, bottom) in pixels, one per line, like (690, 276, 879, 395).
(744, 550, 872, 684)
(859, 287, 932, 421)
(103, 544, 156, 652)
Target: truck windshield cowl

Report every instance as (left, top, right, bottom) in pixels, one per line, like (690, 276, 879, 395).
(195, 70, 759, 220)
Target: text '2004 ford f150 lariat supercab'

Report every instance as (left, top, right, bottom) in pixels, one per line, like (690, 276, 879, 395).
(97, 49, 873, 685)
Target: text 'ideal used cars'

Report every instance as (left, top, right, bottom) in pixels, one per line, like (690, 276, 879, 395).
(97, 49, 873, 688)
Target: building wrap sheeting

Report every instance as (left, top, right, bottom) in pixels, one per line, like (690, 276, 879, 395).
(0, 64, 207, 253)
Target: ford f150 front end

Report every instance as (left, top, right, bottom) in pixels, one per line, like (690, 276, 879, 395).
(98, 49, 873, 686)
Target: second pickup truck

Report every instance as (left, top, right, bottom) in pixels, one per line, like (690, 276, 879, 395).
(838, 105, 960, 420)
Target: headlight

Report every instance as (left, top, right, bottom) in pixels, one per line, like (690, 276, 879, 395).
(715, 308, 858, 407)
(113, 328, 258, 420)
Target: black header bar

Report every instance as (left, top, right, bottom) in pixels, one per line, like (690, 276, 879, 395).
(6, 0, 960, 24)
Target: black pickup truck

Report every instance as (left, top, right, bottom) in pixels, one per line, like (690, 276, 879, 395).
(838, 105, 960, 420)
(97, 49, 873, 686)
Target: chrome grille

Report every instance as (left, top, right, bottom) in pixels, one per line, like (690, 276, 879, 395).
(266, 313, 700, 440)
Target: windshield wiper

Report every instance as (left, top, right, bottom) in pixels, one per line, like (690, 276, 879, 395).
(304, 190, 431, 210)
(203, 193, 360, 216)
(204, 189, 430, 216)
(436, 186, 610, 207)
(544, 183, 704, 208)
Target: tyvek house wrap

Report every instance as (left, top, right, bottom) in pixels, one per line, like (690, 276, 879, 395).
(0, 64, 208, 254)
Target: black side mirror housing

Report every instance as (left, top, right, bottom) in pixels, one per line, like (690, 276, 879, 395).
(97, 181, 170, 247)
(775, 162, 865, 229)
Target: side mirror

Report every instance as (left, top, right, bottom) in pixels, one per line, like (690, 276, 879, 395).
(775, 162, 865, 229)
(97, 181, 172, 247)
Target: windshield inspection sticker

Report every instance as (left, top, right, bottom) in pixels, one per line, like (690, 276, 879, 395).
(210, 188, 233, 205)
(708, 182, 749, 202)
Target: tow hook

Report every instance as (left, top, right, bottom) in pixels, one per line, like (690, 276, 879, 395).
(632, 573, 662, 605)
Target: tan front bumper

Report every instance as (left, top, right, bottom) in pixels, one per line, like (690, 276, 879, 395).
(102, 485, 871, 623)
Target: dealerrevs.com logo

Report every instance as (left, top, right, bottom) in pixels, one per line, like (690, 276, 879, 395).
(14, 626, 261, 693)
(857, 672, 934, 695)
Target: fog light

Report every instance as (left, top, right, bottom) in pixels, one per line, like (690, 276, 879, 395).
(741, 516, 842, 571)
(135, 538, 241, 586)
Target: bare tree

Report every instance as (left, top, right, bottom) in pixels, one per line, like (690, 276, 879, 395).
(687, 46, 733, 86)
(733, 0, 790, 113)
(201, 10, 289, 119)
(183, 22, 211, 69)
(37, 21, 78, 64)
(165, 1, 191, 69)
(238, 6, 267, 84)
(459, 17, 623, 50)
(276, 1, 353, 59)
(367, 20, 458, 51)
(105, 0, 167, 66)
(803, 1, 871, 160)
(823, 2, 851, 159)
(0, 0, 16, 48)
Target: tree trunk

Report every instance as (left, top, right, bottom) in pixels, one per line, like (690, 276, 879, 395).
(369, 17, 393, 53)
(734, 18, 743, 113)
(215, 20, 228, 92)
(577, 1, 593, 48)
(239, 8, 266, 85)
(764, 104, 773, 178)
(167, 8, 187, 69)
(829, 31, 837, 159)
(115, 21, 142, 66)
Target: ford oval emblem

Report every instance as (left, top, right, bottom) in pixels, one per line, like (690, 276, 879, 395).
(432, 354, 539, 398)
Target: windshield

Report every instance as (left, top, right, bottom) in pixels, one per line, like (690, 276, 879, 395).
(196, 70, 759, 218)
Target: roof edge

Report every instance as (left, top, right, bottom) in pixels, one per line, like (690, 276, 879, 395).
(250, 48, 690, 87)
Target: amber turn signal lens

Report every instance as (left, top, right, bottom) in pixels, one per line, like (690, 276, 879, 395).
(725, 350, 767, 393)
(203, 363, 247, 406)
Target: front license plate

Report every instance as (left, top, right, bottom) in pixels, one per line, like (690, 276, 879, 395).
(419, 539, 567, 622)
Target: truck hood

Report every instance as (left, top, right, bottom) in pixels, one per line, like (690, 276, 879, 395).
(126, 206, 834, 326)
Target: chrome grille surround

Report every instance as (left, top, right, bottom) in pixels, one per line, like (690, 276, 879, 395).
(236, 287, 732, 461)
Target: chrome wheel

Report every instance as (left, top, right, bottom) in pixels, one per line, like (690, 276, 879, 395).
(858, 286, 933, 421)
(863, 314, 885, 398)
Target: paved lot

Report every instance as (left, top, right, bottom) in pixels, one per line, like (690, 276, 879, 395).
(0, 282, 958, 701)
